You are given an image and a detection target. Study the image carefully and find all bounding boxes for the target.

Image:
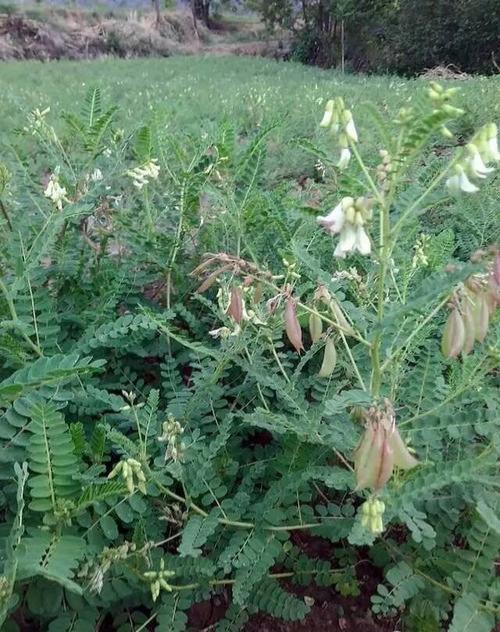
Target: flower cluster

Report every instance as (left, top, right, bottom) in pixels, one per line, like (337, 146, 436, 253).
(360, 497, 386, 535)
(320, 97, 358, 170)
(107, 457, 147, 495)
(317, 196, 373, 258)
(446, 124, 500, 194)
(44, 171, 68, 211)
(354, 399, 418, 493)
(143, 559, 175, 602)
(127, 159, 160, 189)
(158, 415, 185, 462)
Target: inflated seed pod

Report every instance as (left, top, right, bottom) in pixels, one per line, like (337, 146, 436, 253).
(461, 298, 476, 355)
(309, 312, 323, 343)
(284, 298, 304, 353)
(389, 428, 419, 470)
(473, 292, 490, 342)
(441, 308, 465, 358)
(318, 337, 337, 378)
(354, 424, 383, 491)
(227, 287, 244, 324)
(373, 435, 394, 491)
(328, 297, 354, 336)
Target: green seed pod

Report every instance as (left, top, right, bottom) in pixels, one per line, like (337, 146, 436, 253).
(328, 297, 354, 336)
(309, 312, 323, 343)
(441, 308, 465, 358)
(318, 337, 337, 378)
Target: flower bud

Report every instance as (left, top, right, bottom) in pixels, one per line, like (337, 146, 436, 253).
(284, 298, 304, 353)
(309, 312, 323, 343)
(318, 337, 337, 378)
(441, 308, 465, 358)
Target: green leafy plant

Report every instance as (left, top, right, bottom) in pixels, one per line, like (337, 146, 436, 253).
(0, 78, 498, 632)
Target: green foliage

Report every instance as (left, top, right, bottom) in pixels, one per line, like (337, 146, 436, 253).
(0, 59, 498, 632)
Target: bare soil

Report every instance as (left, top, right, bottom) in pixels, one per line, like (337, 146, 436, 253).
(0, 9, 289, 62)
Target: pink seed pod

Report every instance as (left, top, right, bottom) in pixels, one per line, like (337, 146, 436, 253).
(284, 298, 304, 353)
(473, 292, 490, 342)
(373, 433, 394, 491)
(389, 427, 419, 470)
(441, 308, 465, 358)
(494, 251, 500, 287)
(461, 298, 476, 355)
(227, 287, 244, 324)
(354, 423, 383, 491)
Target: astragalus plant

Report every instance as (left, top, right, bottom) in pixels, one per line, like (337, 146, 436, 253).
(0, 82, 498, 632)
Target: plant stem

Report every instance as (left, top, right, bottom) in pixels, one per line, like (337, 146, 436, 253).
(380, 292, 451, 372)
(0, 278, 43, 357)
(370, 199, 391, 397)
(0, 200, 12, 231)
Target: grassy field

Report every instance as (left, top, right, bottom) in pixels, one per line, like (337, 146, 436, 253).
(2, 56, 499, 250)
(2, 56, 500, 174)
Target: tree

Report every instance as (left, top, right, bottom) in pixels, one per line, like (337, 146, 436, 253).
(191, 0, 212, 27)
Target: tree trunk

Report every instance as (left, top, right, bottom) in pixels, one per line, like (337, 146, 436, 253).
(152, 0, 160, 29)
(193, 0, 210, 27)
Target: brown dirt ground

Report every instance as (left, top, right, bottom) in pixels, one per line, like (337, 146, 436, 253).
(0, 9, 289, 62)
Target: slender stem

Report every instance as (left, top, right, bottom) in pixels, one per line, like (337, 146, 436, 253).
(380, 292, 451, 372)
(143, 186, 155, 235)
(269, 338, 291, 384)
(0, 278, 43, 357)
(244, 348, 270, 410)
(391, 163, 454, 237)
(370, 200, 391, 397)
(0, 199, 12, 231)
(349, 142, 385, 205)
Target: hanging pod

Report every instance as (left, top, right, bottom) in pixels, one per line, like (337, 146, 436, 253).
(388, 427, 419, 470)
(284, 298, 304, 353)
(309, 312, 323, 343)
(227, 287, 244, 324)
(441, 308, 465, 358)
(318, 337, 337, 378)
(461, 297, 476, 355)
(473, 291, 490, 342)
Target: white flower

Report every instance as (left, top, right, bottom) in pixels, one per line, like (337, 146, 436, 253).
(355, 226, 371, 255)
(466, 145, 493, 179)
(484, 124, 500, 162)
(209, 327, 232, 339)
(343, 111, 358, 142)
(317, 202, 345, 235)
(91, 168, 103, 182)
(44, 175, 67, 211)
(446, 165, 479, 194)
(337, 147, 351, 170)
(334, 225, 371, 258)
(127, 159, 160, 189)
(320, 100, 334, 128)
(334, 224, 356, 258)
